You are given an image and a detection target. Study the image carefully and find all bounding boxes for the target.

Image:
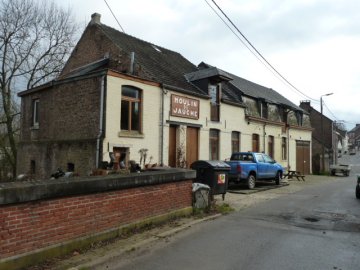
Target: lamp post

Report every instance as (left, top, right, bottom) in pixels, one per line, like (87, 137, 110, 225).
(320, 93, 333, 173)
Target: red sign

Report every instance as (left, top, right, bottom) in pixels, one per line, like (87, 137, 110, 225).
(171, 95, 199, 119)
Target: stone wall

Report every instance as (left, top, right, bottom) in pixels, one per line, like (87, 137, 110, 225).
(17, 76, 102, 179)
(17, 140, 97, 179)
(0, 169, 195, 270)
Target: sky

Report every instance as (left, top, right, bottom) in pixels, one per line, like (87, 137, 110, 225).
(57, 0, 360, 130)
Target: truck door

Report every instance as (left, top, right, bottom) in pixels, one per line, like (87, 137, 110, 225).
(263, 154, 276, 178)
(254, 153, 267, 178)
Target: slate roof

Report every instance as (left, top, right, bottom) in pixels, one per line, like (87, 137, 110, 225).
(198, 62, 302, 111)
(98, 24, 207, 96)
(64, 18, 302, 112)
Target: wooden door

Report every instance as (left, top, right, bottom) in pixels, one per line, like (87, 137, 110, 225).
(168, 125, 177, 167)
(186, 127, 199, 168)
(296, 141, 310, 174)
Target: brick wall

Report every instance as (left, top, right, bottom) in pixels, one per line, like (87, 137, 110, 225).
(0, 172, 193, 263)
(60, 24, 115, 77)
(17, 75, 102, 179)
(20, 77, 101, 142)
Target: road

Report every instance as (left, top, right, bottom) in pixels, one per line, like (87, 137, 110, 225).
(95, 155, 360, 270)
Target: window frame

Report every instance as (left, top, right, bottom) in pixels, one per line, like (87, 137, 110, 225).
(268, 135, 274, 158)
(231, 131, 240, 153)
(282, 137, 287, 160)
(121, 86, 142, 133)
(209, 129, 220, 160)
(252, 133, 260, 152)
(209, 84, 220, 122)
(32, 99, 39, 128)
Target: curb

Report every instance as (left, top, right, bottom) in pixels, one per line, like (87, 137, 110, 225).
(227, 182, 289, 195)
(69, 214, 222, 270)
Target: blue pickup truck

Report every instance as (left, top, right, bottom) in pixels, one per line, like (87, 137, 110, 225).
(225, 152, 284, 189)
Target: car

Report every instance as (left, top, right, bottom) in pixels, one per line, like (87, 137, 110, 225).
(349, 148, 356, 155)
(356, 176, 360, 199)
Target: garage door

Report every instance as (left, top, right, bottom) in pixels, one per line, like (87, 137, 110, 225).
(296, 140, 310, 174)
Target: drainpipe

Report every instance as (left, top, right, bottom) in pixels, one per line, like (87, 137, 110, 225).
(96, 75, 106, 168)
(160, 84, 167, 165)
(263, 123, 266, 153)
(287, 126, 290, 170)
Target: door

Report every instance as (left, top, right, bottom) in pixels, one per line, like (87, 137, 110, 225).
(168, 125, 177, 167)
(296, 141, 310, 174)
(186, 127, 199, 168)
(254, 153, 267, 178)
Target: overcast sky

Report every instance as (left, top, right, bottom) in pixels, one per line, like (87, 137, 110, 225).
(57, 0, 360, 130)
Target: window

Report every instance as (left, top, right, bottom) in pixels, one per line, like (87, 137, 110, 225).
(263, 154, 274, 163)
(32, 99, 39, 127)
(261, 102, 268, 119)
(231, 131, 240, 153)
(268, 135, 274, 158)
(282, 137, 287, 160)
(252, 134, 259, 152)
(209, 84, 220, 121)
(30, 160, 36, 175)
(209, 129, 219, 160)
(121, 86, 141, 132)
(67, 163, 75, 172)
(255, 153, 264, 162)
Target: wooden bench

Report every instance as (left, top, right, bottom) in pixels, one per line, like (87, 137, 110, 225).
(283, 170, 305, 181)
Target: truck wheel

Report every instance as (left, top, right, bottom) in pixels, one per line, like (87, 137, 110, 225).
(356, 185, 360, 199)
(275, 172, 281, 185)
(247, 175, 256, 189)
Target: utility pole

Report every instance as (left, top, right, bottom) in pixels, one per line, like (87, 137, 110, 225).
(320, 93, 333, 173)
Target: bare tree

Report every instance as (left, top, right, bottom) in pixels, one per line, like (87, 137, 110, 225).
(0, 0, 78, 178)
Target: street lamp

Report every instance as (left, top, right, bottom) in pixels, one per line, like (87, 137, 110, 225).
(320, 92, 334, 173)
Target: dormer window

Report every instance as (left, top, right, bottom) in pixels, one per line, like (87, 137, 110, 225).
(261, 102, 268, 119)
(209, 84, 220, 121)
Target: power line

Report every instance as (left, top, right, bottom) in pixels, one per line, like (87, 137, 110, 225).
(103, 0, 125, 33)
(323, 101, 339, 121)
(204, 0, 307, 100)
(207, 0, 317, 102)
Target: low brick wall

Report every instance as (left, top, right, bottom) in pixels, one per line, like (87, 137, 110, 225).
(0, 169, 195, 269)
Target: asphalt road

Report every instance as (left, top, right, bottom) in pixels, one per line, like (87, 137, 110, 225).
(104, 154, 360, 270)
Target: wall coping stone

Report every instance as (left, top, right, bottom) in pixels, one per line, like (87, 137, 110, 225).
(0, 169, 196, 205)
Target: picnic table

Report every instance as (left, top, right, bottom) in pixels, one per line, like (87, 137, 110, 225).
(283, 170, 305, 181)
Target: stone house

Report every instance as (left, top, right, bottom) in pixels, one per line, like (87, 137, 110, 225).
(299, 101, 337, 173)
(17, 13, 312, 179)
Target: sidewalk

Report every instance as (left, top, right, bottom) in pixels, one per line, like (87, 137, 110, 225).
(36, 175, 337, 270)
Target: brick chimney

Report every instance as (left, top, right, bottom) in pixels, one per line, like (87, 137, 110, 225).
(90, 13, 101, 25)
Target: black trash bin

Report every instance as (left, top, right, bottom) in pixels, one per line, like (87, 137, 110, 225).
(190, 160, 230, 200)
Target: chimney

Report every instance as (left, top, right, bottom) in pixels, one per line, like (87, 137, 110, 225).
(90, 13, 101, 25)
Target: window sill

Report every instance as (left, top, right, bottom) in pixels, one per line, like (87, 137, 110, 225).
(31, 125, 39, 130)
(118, 131, 144, 138)
(208, 120, 222, 124)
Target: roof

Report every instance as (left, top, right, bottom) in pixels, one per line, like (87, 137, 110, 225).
(98, 24, 207, 97)
(18, 14, 305, 113)
(199, 62, 302, 111)
(98, 23, 301, 111)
